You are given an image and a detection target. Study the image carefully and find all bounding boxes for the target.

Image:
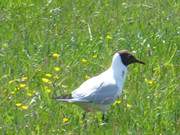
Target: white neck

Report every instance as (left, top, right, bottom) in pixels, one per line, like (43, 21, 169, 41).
(110, 53, 127, 88)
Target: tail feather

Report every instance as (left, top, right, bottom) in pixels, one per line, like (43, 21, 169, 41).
(54, 95, 90, 103)
(54, 94, 73, 102)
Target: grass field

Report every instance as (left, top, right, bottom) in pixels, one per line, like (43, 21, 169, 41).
(0, 0, 179, 134)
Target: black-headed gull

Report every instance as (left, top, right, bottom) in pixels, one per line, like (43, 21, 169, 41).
(55, 50, 145, 120)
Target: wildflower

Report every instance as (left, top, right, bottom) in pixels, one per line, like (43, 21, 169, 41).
(85, 75, 90, 80)
(45, 73, 52, 78)
(81, 58, 88, 64)
(21, 105, 29, 110)
(145, 78, 155, 85)
(63, 117, 69, 123)
(54, 67, 61, 72)
(42, 78, 51, 84)
(52, 53, 59, 59)
(113, 100, 121, 106)
(19, 83, 26, 89)
(44, 86, 51, 93)
(92, 54, 97, 58)
(106, 35, 112, 40)
(127, 103, 132, 109)
(27, 92, 33, 97)
(16, 103, 22, 107)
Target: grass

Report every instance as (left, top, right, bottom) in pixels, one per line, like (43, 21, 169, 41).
(0, 0, 179, 134)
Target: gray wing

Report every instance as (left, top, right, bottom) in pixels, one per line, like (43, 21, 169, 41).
(82, 83, 119, 105)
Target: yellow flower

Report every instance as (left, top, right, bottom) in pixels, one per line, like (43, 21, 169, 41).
(19, 83, 26, 88)
(21, 105, 29, 110)
(113, 100, 121, 106)
(127, 103, 132, 109)
(21, 76, 28, 81)
(85, 75, 90, 80)
(145, 78, 155, 85)
(52, 53, 59, 59)
(45, 73, 52, 78)
(92, 54, 97, 58)
(81, 58, 88, 64)
(42, 78, 51, 84)
(27, 92, 33, 97)
(54, 67, 61, 72)
(63, 117, 69, 123)
(106, 35, 112, 40)
(44, 86, 51, 93)
(16, 103, 29, 110)
(16, 103, 22, 107)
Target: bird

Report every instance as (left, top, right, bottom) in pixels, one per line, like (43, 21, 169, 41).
(55, 50, 145, 121)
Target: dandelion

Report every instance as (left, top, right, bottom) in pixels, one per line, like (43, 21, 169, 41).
(42, 78, 51, 84)
(44, 86, 51, 93)
(106, 34, 112, 40)
(46, 88, 51, 93)
(81, 58, 88, 64)
(113, 100, 121, 106)
(127, 103, 132, 109)
(16, 103, 29, 110)
(54, 67, 61, 72)
(27, 92, 33, 97)
(21, 105, 29, 110)
(145, 78, 155, 85)
(63, 117, 69, 123)
(45, 73, 52, 78)
(19, 83, 26, 89)
(52, 53, 59, 59)
(16, 103, 22, 107)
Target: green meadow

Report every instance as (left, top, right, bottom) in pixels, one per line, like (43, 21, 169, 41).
(0, 0, 179, 134)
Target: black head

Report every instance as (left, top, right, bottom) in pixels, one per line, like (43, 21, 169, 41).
(118, 50, 145, 66)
